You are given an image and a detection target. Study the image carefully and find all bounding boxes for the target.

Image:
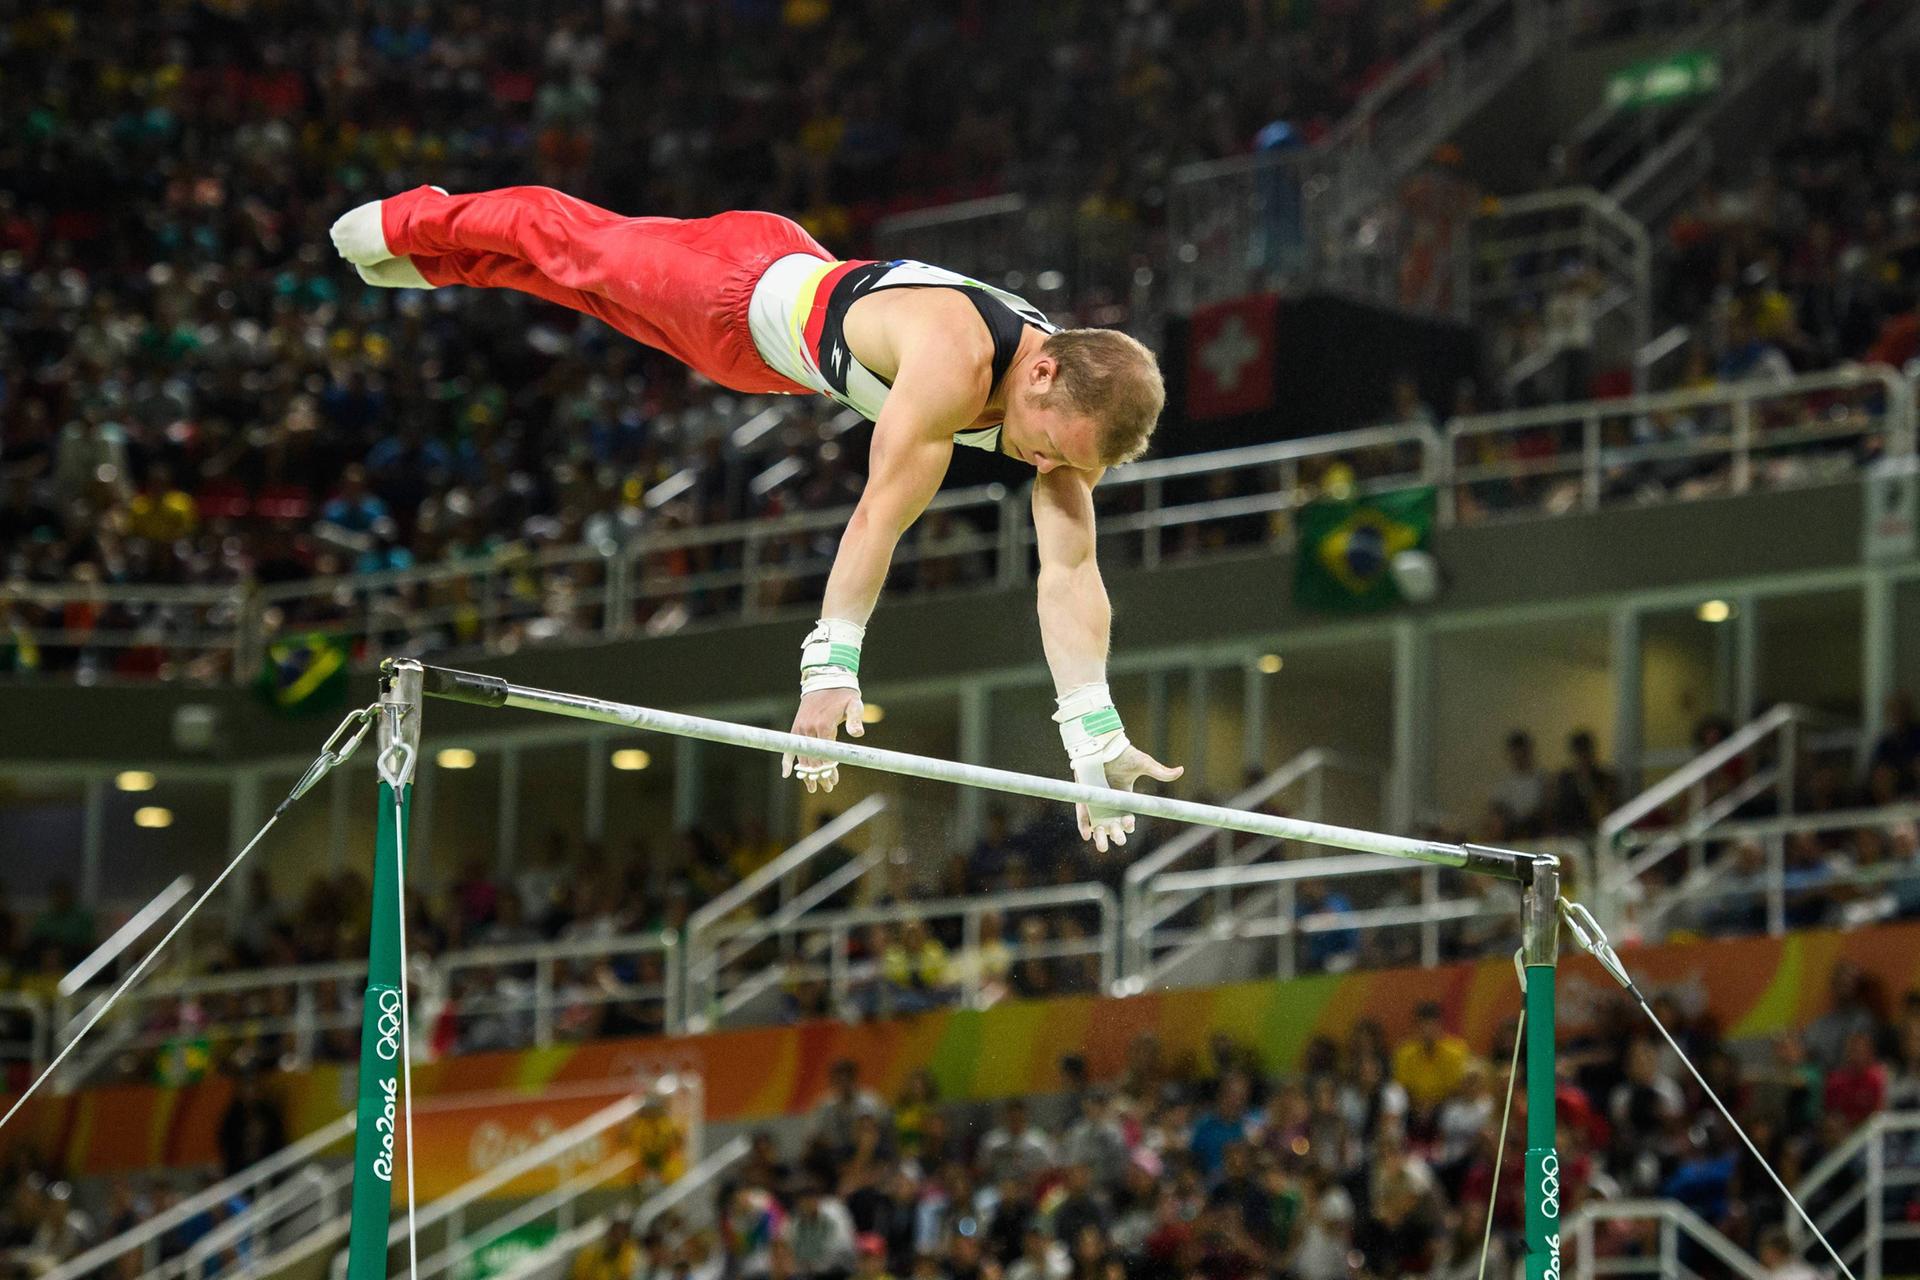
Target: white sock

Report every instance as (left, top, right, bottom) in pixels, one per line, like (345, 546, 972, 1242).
(330, 200, 392, 266)
(356, 259, 435, 289)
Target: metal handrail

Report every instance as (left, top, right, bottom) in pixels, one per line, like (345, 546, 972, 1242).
(55, 929, 682, 1087)
(1122, 750, 1381, 976)
(0, 994, 47, 1072)
(1641, 800, 1920, 939)
(1568, 1198, 1771, 1280)
(683, 795, 890, 1024)
(1450, 363, 1906, 438)
(1595, 704, 1857, 929)
(43, 1110, 359, 1280)
(181, 1164, 341, 1280)
(1601, 705, 1802, 836)
(263, 1092, 649, 1276)
(414, 1150, 636, 1280)
(9, 366, 1915, 681)
(436, 929, 682, 1043)
(698, 884, 1118, 1020)
(1131, 852, 1516, 988)
(475, 1135, 755, 1280)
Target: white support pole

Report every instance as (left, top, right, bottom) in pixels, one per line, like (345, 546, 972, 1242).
(1611, 604, 1644, 797)
(1862, 569, 1894, 779)
(497, 745, 520, 875)
(1188, 666, 1211, 794)
(227, 771, 263, 930)
(1391, 619, 1431, 832)
(585, 736, 608, 845)
(1733, 592, 1759, 722)
(1241, 661, 1268, 778)
(957, 683, 991, 848)
(80, 777, 106, 908)
(673, 739, 703, 830)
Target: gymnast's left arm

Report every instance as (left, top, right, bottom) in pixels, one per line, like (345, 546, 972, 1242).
(1032, 467, 1183, 852)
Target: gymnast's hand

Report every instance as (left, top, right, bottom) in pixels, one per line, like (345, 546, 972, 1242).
(783, 688, 865, 793)
(1077, 745, 1184, 853)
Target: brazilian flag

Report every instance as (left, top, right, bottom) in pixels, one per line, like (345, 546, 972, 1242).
(1294, 487, 1436, 612)
(255, 631, 350, 716)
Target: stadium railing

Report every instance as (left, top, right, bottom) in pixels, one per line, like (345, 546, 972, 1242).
(1595, 703, 1862, 930)
(53, 957, 371, 1086)
(1122, 840, 1587, 991)
(473, 1135, 753, 1280)
(1636, 801, 1920, 941)
(1567, 1198, 1771, 1280)
(683, 795, 891, 1027)
(6, 365, 1911, 684)
(262, 1090, 656, 1280)
(687, 884, 1117, 1030)
(41, 1109, 358, 1280)
(429, 928, 680, 1051)
(0, 993, 48, 1077)
(1471, 187, 1653, 393)
(1119, 749, 1385, 980)
(50, 932, 678, 1086)
(1794, 1109, 1920, 1277)
(1445, 364, 1911, 526)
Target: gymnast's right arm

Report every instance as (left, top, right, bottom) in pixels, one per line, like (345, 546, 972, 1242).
(783, 356, 971, 791)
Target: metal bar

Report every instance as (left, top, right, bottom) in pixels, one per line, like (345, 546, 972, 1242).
(405, 661, 1524, 881)
(59, 877, 193, 998)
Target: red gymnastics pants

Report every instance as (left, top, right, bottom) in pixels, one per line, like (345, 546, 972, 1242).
(379, 185, 833, 395)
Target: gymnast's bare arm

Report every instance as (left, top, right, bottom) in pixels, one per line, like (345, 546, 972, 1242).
(782, 302, 988, 788)
(1031, 467, 1183, 847)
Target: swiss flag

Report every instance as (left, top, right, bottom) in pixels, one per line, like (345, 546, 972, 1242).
(1186, 294, 1277, 420)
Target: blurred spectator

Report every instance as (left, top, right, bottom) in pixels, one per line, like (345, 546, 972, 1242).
(1490, 731, 1549, 838)
(216, 1073, 287, 1178)
(814, 1061, 887, 1152)
(980, 1100, 1057, 1185)
(26, 879, 94, 967)
(1393, 1001, 1471, 1123)
(1823, 1030, 1890, 1128)
(881, 920, 954, 1014)
(572, 1217, 640, 1280)
(787, 1181, 858, 1280)
(1553, 729, 1620, 835)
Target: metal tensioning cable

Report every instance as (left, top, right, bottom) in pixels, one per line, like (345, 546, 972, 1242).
(0, 705, 381, 1136)
(1557, 898, 1857, 1280)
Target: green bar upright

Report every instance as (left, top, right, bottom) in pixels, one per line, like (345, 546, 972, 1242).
(1518, 854, 1562, 1280)
(1522, 965, 1561, 1280)
(346, 779, 410, 1280)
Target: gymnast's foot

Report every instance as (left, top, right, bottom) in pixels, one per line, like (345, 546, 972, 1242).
(355, 258, 435, 289)
(329, 186, 449, 268)
(330, 199, 394, 266)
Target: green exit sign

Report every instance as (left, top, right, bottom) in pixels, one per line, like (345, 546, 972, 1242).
(1606, 51, 1722, 110)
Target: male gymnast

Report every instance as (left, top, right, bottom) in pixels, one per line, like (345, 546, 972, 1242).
(332, 185, 1181, 850)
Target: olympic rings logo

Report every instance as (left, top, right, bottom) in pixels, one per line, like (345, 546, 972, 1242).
(1539, 1153, 1561, 1220)
(375, 988, 403, 1062)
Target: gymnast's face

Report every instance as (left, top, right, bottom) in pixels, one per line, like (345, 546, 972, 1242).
(1000, 399, 1099, 474)
(1001, 358, 1101, 475)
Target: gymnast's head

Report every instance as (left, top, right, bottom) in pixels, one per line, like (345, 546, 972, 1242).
(1000, 328, 1164, 475)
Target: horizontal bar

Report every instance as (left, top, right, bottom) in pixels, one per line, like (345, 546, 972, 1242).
(404, 662, 1530, 882)
(1155, 852, 1430, 895)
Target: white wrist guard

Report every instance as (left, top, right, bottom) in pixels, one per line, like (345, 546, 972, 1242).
(1054, 682, 1130, 802)
(800, 618, 864, 697)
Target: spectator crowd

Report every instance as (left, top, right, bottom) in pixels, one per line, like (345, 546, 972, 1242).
(565, 977, 1920, 1280)
(0, 0, 1464, 682)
